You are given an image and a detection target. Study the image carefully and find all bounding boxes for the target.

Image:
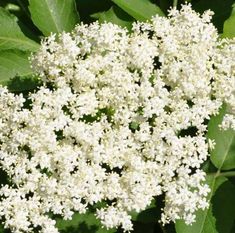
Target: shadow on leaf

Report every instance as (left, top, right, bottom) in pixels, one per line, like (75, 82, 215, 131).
(6, 75, 41, 93)
(60, 221, 99, 233)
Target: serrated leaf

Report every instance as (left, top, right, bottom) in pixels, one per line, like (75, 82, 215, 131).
(0, 50, 33, 84)
(29, 0, 80, 36)
(111, 0, 164, 21)
(91, 6, 134, 30)
(0, 7, 39, 51)
(207, 105, 235, 170)
(56, 211, 115, 233)
(223, 3, 235, 38)
(175, 175, 227, 233)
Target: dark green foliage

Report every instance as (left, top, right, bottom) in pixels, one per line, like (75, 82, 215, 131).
(192, 0, 234, 33)
(212, 180, 235, 233)
(76, 0, 112, 23)
(91, 6, 134, 30)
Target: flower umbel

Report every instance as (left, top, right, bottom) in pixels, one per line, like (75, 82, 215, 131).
(0, 4, 234, 233)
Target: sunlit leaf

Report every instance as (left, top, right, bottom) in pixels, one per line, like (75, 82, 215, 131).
(223, 3, 235, 38)
(111, 0, 164, 21)
(175, 175, 227, 233)
(29, 0, 80, 36)
(0, 7, 39, 51)
(0, 49, 33, 84)
(207, 105, 235, 170)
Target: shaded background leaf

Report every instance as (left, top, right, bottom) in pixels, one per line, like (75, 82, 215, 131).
(192, 0, 234, 33)
(212, 180, 235, 233)
(76, 0, 112, 23)
(0, 50, 32, 84)
(157, 0, 172, 15)
(91, 6, 134, 30)
(131, 199, 159, 222)
(230, 223, 235, 233)
(131, 221, 155, 233)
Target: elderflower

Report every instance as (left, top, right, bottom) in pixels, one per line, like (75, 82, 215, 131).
(0, 4, 234, 233)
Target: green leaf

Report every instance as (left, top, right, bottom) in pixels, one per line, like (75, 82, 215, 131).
(56, 210, 115, 233)
(111, 0, 164, 21)
(207, 105, 235, 170)
(91, 6, 134, 30)
(0, 7, 39, 51)
(29, 0, 80, 36)
(212, 180, 235, 233)
(0, 50, 33, 84)
(223, 3, 235, 38)
(175, 175, 227, 233)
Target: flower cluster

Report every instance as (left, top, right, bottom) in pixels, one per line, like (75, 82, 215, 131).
(0, 4, 234, 233)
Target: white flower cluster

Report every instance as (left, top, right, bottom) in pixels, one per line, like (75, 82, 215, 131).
(0, 4, 234, 233)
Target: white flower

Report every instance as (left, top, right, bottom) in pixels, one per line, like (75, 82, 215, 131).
(0, 4, 234, 233)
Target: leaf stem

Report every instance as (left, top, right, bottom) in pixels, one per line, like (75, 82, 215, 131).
(173, 0, 178, 7)
(210, 170, 235, 177)
(218, 171, 235, 177)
